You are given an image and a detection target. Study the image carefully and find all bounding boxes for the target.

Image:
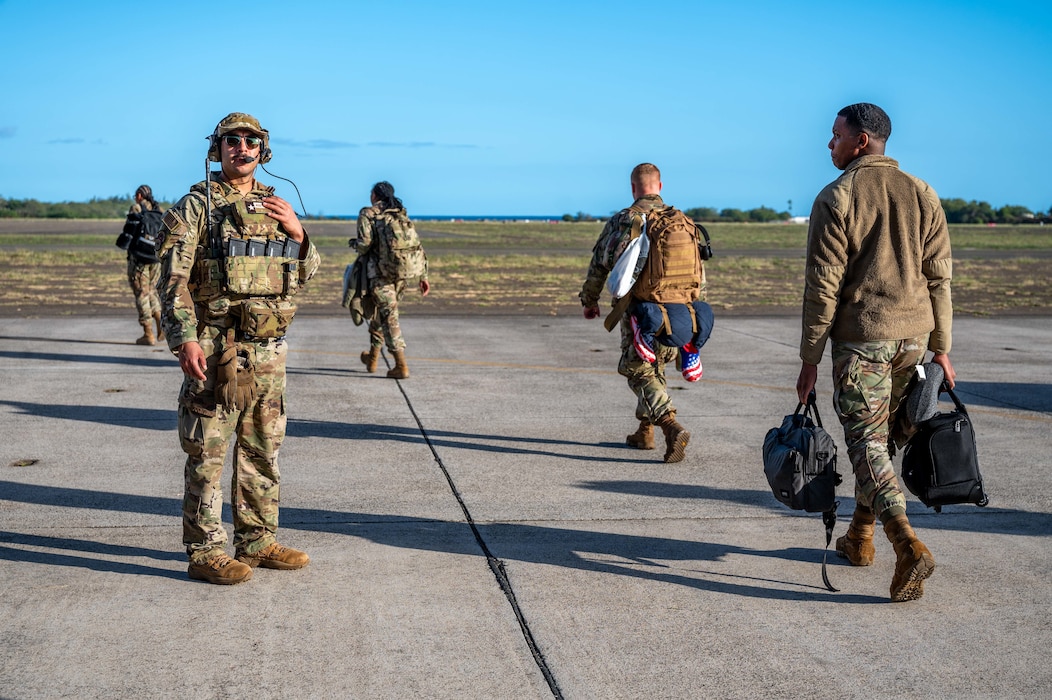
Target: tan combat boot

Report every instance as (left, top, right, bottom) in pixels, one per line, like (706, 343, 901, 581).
(883, 514, 935, 602)
(153, 311, 165, 342)
(135, 321, 156, 346)
(360, 346, 381, 373)
(188, 552, 253, 585)
(836, 503, 876, 566)
(626, 420, 655, 450)
(387, 349, 409, 379)
(237, 542, 310, 570)
(655, 411, 690, 463)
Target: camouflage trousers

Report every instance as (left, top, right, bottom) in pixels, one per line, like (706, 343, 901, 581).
(177, 325, 288, 564)
(368, 279, 408, 352)
(831, 335, 927, 522)
(618, 315, 678, 423)
(126, 258, 160, 325)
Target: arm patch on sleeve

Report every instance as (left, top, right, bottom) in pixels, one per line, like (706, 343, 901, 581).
(163, 209, 187, 235)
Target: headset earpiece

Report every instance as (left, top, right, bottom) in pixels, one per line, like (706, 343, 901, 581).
(206, 129, 221, 162)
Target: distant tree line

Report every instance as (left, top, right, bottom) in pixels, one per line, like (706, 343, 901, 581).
(939, 198, 1047, 224)
(683, 206, 790, 223)
(0, 195, 172, 219)
(2, 194, 1048, 224)
(564, 200, 1052, 225)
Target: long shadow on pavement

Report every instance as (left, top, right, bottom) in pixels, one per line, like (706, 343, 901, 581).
(0, 349, 176, 369)
(3, 480, 1047, 603)
(576, 479, 1052, 536)
(952, 381, 1052, 413)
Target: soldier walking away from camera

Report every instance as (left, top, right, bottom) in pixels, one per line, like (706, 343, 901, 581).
(122, 185, 164, 345)
(157, 112, 321, 585)
(580, 163, 706, 463)
(353, 181, 430, 379)
(795, 103, 956, 602)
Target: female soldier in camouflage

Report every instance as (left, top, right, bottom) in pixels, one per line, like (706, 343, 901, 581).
(354, 181, 430, 379)
(123, 184, 164, 345)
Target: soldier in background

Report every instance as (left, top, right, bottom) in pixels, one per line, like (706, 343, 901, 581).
(795, 103, 955, 602)
(580, 163, 704, 463)
(157, 112, 321, 585)
(354, 181, 430, 379)
(122, 185, 164, 345)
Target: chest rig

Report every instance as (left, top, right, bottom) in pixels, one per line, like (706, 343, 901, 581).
(192, 191, 301, 302)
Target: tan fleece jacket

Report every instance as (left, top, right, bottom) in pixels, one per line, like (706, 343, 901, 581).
(800, 154, 952, 365)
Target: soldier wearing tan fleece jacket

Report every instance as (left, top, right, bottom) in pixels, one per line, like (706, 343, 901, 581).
(795, 103, 955, 602)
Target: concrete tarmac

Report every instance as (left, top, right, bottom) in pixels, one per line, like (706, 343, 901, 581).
(1, 314, 1050, 699)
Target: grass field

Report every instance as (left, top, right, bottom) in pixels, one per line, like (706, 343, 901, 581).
(1, 219, 1050, 317)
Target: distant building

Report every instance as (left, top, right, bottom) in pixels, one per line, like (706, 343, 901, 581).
(789, 216, 809, 224)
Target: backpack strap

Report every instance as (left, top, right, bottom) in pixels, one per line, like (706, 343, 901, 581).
(655, 304, 670, 337)
(687, 303, 698, 335)
(603, 210, 648, 332)
(604, 294, 633, 332)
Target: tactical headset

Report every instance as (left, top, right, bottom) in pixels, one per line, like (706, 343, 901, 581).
(206, 112, 272, 164)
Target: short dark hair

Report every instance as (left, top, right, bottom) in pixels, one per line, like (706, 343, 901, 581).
(838, 103, 892, 142)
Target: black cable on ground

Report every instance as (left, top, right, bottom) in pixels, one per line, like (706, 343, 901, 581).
(392, 374, 564, 700)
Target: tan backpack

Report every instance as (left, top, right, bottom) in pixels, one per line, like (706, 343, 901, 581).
(603, 205, 704, 332)
(375, 209, 427, 282)
(630, 205, 703, 304)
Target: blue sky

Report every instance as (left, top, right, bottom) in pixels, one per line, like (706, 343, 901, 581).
(1, 0, 1049, 217)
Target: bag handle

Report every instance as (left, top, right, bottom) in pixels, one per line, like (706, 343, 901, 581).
(793, 389, 825, 428)
(940, 382, 968, 416)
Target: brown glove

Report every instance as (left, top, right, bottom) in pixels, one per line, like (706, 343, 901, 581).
(214, 329, 239, 412)
(233, 347, 257, 411)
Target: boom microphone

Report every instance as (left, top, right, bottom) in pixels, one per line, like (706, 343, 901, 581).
(240, 155, 258, 163)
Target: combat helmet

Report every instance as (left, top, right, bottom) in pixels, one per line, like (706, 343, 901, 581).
(207, 112, 271, 163)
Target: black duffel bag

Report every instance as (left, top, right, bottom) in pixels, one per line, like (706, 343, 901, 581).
(763, 393, 841, 513)
(763, 391, 843, 591)
(902, 382, 989, 512)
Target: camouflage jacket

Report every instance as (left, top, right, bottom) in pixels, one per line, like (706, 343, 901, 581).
(158, 175, 321, 349)
(579, 194, 666, 308)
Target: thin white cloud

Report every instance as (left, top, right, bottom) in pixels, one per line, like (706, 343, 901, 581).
(367, 141, 478, 149)
(271, 138, 479, 150)
(272, 138, 359, 149)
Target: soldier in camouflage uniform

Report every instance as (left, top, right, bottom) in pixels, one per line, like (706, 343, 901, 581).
(123, 185, 164, 345)
(580, 163, 703, 463)
(354, 181, 430, 379)
(157, 113, 321, 585)
(797, 103, 955, 602)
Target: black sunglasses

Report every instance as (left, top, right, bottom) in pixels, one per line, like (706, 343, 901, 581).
(222, 134, 263, 148)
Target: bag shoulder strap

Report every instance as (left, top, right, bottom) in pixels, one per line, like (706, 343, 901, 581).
(821, 504, 839, 592)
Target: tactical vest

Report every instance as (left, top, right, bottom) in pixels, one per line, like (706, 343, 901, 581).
(190, 188, 302, 338)
(191, 193, 301, 299)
